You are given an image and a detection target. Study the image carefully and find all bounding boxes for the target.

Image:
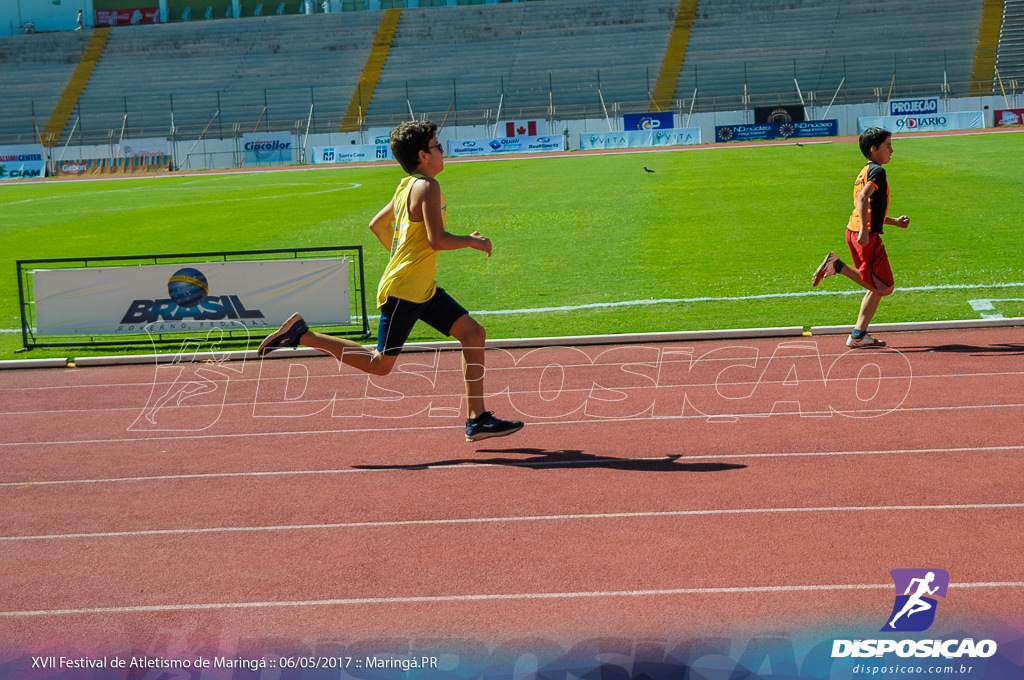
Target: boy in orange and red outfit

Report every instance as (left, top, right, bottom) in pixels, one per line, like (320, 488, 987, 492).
(812, 126, 910, 348)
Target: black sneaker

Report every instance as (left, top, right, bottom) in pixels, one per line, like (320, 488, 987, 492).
(465, 411, 524, 442)
(257, 313, 309, 356)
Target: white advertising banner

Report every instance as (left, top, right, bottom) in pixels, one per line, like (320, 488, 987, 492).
(241, 132, 294, 166)
(447, 135, 566, 158)
(858, 111, 984, 134)
(33, 259, 350, 336)
(117, 138, 169, 157)
(0, 144, 46, 181)
(312, 144, 393, 164)
(579, 127, 702, 150)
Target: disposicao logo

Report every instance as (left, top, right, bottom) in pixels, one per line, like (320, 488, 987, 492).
(882, 568, 948, 632)
(831, 569, 998, 660)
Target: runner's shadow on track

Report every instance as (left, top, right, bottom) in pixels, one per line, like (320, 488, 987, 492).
(898, 343, 1024, 356)
(352, 448, 746, 472)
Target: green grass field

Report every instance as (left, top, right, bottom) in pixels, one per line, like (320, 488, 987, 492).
(2, 130, 1022, 360)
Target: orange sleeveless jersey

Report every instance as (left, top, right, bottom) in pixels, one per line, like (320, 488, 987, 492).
(847, 162, 889, 234)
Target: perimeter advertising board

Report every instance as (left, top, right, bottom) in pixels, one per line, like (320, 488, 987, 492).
(447, 135, 565, 158)
(241, 132, 294, 166)
(312, 144, 393, 164)
(623, 112, 675, 131)
(55, 155, 170, 176)
(95, 7, 159, 25)
(754, 105, 805, 123)
(0, 144, 46, 181)
(580, 127, 701, 150)
(715, 120, 838, 142)
(117, 138, 168, 157)
(857, 111, 984, 134)
(994, 109, 1024, 126)
(32, 259, 350, 336)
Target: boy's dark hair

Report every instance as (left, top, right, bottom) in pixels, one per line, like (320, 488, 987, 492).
(859, 126, 891, 159)
(391, 120, 438, 173)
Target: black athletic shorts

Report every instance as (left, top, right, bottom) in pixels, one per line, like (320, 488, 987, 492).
(376, 287, 468, 356)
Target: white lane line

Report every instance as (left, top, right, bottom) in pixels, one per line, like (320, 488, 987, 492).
(3, 444, 1024, 488)
(5, 366, 1024, 418)
(3, 581, 1023, 618)
(3, 502, 1023, 542)
(2, 400, 1023, 448)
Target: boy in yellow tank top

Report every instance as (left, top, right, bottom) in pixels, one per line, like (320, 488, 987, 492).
(259, 120, 523, 442)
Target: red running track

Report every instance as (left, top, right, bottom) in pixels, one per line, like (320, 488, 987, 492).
(1, 326, 1022, 657)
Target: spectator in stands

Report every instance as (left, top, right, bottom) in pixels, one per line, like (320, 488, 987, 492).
(258, 120, 524, 443)
(812, 126, 911, 348)
(76, 9, 84, 30)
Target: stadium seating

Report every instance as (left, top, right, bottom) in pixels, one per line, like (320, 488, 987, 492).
(366, 0, 679, 125)
(72, 12, 381, 140)
(679, 0, 984, 108)
(997, 0, 1024, 86)
(0, 31, 93, 142)
(0, 0, 1010, 146)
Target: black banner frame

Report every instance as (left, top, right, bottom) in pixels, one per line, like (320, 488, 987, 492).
(16, 246, 369, 351)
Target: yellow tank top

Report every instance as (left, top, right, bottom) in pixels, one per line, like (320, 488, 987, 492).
(376, 175, 444, 308)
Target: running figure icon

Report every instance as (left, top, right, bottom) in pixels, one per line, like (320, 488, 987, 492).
(888, 571, 938, 628)
(882, 568, 949, 632)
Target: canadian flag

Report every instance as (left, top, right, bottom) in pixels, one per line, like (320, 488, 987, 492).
(504, 120, 542, 137)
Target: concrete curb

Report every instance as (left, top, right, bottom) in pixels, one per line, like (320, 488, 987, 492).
(0, 357, 69, 370)
(1, 319, 1021, 369)
(68, 326, 806, 367)
(810, 317, 1024, 335)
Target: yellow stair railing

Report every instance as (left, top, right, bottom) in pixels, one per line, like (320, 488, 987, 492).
(42, 27, 112, 146)
(970, 0, 1004, 96)
(340, 8, 402, 132)
(651, 0, 699, 112)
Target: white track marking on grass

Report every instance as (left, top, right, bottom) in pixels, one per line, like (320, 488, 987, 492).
(3, 280, 1024, 333)
(969, 298, 1024, 320)
(3, 444, 1024, 489)
(60, 185, 362, 216)
(3, 502, 1024, 542)
(468, 281, 1024, 316)
(2, 582, 1023, 618)
(0, 182, 361, 207)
